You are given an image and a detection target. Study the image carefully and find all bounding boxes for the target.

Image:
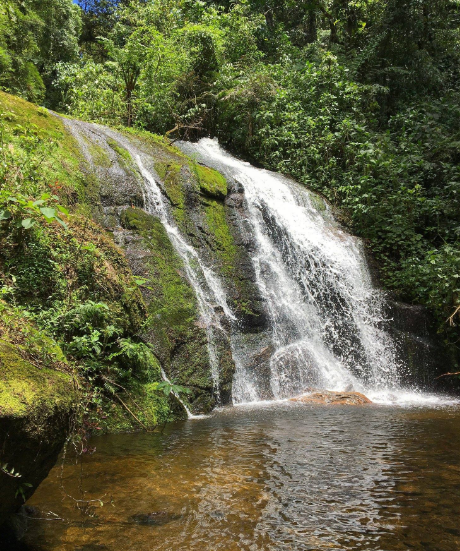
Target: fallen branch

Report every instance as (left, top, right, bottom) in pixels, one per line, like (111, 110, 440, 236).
(114, 393, 150, 431)
(435, 371, 460, 379)
(447, 305, 460, 326)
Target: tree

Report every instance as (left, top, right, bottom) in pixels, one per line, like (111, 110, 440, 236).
(101, 28, 164, 126)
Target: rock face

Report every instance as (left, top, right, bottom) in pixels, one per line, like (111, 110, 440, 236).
(58, 117, 276, 412)
(386, 301, 455, 390)
(0, 340, 77, 526)
(291, 390, 372, 405)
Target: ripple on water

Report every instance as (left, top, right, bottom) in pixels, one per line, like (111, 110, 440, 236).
(15, 402, 460, 551)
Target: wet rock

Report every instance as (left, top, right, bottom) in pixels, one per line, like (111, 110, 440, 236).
(291, 390, 372, 405)
(246, 344, 275, 400)
(386, 301, 456, 390)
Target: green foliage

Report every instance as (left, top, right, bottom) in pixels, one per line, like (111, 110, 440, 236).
(2, 461, 34, 502)
(0, 192, 68, 234)
(155, 380, 192, 397)
(37, 0, 460, 353)
(57, 300, 160, 394)
(0, 93, 180, 429)
(2, 0, 460, 383)
(0, 0, 81, 103)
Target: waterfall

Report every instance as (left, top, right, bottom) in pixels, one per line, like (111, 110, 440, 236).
(133, 153, 235, 405)
(62, 115, 436, 407)
(61, 119, 234, 406)
(179, 138, 404, 404)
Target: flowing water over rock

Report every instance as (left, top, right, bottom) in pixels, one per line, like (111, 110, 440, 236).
(178, 139, 423, 405)
(60, 121, 452, 407)
(61, 120, 236, 407)
(16, 403, 460, 551)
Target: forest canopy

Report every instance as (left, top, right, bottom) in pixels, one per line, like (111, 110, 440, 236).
(1, 0, 460, 353)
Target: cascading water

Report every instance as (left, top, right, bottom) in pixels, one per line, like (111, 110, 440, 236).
(61, 119, 234, 406)
(132, 152, 235, 404)
(62, 116, 447, 407)
(179, 139, 407, 404)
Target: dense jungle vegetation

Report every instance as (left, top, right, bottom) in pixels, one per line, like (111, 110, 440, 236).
(1, 0, 460, 360)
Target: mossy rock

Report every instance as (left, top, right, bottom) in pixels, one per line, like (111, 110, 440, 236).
(99, 382, 186, 433)
(203, 198, 238, 276)
(308, 191, 328, 213)
(0, 341, 75, 419)
(0, 91, 89, 205)
(0, 340, 78, 526)
(154, 161, 186, 209)
(120, 208, 215, 412)
(121, 207, 157, 233)
(195, 164, 228, 199)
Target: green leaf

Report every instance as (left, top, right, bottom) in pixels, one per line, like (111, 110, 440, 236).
(40, 207, 56, 219)
(21, 218, 35, 229)
(56, 205, 69, 215)
(0, 210, 11, 221)
(56, 217, 68, 230)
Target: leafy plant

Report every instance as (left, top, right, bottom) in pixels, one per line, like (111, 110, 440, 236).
(0, 192, 68, 233)
(155, 381, 192, 397)
(1, 463, 21, 479)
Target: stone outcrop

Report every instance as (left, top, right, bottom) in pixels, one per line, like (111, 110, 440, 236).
(291, 390, 372, 405)
(59, 118, 275, 412)
(386, 301, 456, 391)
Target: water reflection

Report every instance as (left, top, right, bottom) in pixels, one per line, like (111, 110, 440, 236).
(13, 403, 460, 551)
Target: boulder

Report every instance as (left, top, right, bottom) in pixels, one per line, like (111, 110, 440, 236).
(291, 390, 372, 405)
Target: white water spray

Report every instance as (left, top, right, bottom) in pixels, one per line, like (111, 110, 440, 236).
(62, 116, 455, 408)
(180, 139, 444, 406)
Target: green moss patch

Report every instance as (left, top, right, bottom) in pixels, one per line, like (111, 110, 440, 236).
(106, 137, 137, 175)
(309, 191, 328, 213)
(194, 164, 228, 199)
(120, 208, 213, 407)
(204, 198, 238, 277)
(99, 382, 183, 432)
(86, 139, 112, 169)
(0, 91, 87, 202)
(121, 208, 197, 335)
(154, 161, 186, 209)
(0, 340, 75, 418)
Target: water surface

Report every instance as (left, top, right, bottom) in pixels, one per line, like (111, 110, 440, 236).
(22, 402, 460, 551)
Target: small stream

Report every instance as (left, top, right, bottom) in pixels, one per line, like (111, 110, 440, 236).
(18, 401, 460, 551)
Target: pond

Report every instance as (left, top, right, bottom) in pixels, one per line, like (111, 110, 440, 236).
(14, 401, 460, 550)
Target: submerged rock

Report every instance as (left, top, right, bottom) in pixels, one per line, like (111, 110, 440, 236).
(291, 390, 372, 405)
(129, 511, 182, 526)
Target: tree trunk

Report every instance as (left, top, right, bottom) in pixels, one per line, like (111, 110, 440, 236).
(304, 9, 318, 44)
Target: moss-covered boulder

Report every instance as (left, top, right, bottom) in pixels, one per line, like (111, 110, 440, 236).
(0, 339, 77, 526)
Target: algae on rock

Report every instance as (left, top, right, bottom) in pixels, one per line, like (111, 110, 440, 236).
(120, 207, 215, 412)
(0, 319, 77, 527)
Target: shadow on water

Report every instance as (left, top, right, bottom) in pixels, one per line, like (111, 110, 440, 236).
(6, 402, 460, 551)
